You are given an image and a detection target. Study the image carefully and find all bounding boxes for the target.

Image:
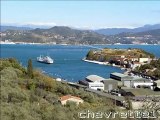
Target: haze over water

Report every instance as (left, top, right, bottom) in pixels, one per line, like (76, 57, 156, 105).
(1, 44, 160, 82)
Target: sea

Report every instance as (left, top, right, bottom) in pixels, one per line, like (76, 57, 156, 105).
(1, 44, 160, 82)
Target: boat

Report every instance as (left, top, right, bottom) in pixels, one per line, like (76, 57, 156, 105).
(37, 55, 54, 64)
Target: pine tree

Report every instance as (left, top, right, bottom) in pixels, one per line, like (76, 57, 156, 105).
(27, 59, 33, 78)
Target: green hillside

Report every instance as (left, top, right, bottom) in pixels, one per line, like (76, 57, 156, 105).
(1, 58, 123, 120)
(1, 26, 160, 44)
(1, 26, 109, 44)
(86, 48, 155, 61)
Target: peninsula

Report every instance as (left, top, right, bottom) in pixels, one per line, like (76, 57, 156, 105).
(85, 48, 155, 69)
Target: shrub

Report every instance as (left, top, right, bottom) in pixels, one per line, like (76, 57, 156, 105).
(27, 59, 34, 78)
(0, 67, 18, 80)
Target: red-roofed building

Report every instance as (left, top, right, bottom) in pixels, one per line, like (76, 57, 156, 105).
(59, 95, 84, 105)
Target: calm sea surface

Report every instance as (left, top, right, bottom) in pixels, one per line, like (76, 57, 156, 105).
(1, 44, 160, 82)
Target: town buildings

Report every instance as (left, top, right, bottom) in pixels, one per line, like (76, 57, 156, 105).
(79, 72, 157, 92)
(110, 72, 154, 90)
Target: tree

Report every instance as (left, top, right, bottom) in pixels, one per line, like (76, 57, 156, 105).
(86, 50, 94, 59)
(27, 59, 33, 78)
(125, 97, 133, 110)
(153, 69, 160, 78)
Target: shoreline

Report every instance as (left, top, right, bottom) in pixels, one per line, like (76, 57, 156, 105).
(0, 41, 160, 46)
(82, 58, 109, 65)
(82, 58, 127, 70)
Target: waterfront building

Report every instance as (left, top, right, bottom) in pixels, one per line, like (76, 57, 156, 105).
(110, 72, 154, 89)
(86, 75, 105, 90)
(139, 58, 149, 63)
(79, 75, 105, 90)
(110, 72, 132, 81)
(102, 78, 118, 92)
(125, 77, 154, 89)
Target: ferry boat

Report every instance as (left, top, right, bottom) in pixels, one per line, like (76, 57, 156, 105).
(37, 55, 54, 64)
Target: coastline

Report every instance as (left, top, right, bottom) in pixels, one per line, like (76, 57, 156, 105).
(82, 58, 126, 70)
(0, 41, 160, 46)
(82, 58, 108, 65)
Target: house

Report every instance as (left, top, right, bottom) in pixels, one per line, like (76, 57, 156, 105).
(102, 78, 118, 92)
(79, 75, 105, 90)
(132, 62, 141, 69)
(59, 95, 84, 105)
(129, 57, 139, 62)
(139, 58, 149, 63)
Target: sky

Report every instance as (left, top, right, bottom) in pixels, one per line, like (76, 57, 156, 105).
(1, 1, 160, 29)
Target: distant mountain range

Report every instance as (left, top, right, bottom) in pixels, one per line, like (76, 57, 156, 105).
(1, 24, 160, 35)
(113, 29, 160, 44)
(1, 26, 33, 32)
(95, 24, 160, 35)
(1, 25, 160, 44)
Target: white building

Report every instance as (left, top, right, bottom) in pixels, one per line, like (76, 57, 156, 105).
(123, 77, 154, 90)
(86, 75, 105, 90)
(133, 82, 154, 90)
(88, 81, 104, 90)
(110, 72, 154, 90)
(79, 75, 105, 90)
(139, 58, 149, 63)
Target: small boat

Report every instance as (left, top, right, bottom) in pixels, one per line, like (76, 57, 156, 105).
(37, 55, 54, 64)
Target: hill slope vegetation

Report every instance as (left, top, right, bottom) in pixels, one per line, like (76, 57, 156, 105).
(1, 58, 123, 120)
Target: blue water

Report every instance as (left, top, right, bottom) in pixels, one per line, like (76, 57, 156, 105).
(1, 44, 160, 82)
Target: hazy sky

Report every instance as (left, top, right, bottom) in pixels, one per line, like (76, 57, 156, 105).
(1, 1, 160, 29)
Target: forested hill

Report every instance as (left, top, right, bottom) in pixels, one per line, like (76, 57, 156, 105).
(86, 48, 155, 62)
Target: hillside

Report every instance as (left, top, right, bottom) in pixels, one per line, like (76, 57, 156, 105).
(134, 59, 160, 79)
(1, 26, 160, 44)
(1, 26, 109, 44)
(86, 48, 155, 62)
(1, 58, 122, 120)
(95, 24, 160, 35)
(114, 29, 160, 44)
(132, 29, 160, 36)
